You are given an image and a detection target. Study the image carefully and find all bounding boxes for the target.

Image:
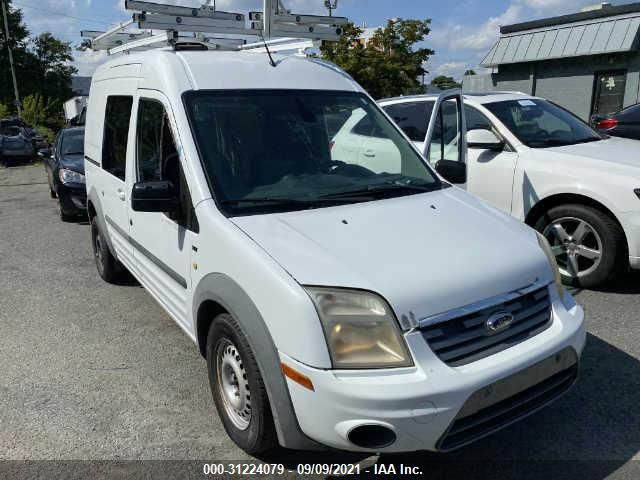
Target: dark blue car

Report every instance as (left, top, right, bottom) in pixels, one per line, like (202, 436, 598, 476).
(42, 127, 86, 221)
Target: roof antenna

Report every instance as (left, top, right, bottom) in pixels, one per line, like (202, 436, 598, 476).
(259, 32, 277, 67)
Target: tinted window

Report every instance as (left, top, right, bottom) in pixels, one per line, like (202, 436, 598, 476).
(430, 99, 462, 163)
(136, 99, 198, 232)
(485, 99, 602, 148)
(61, 130, 84, 155)
(383, 101, 433, 141)
(464, 105, 493, 131)
(184, 90, 440, 216)
(351, 114, 386, 138)
(102, 96, 133, 180)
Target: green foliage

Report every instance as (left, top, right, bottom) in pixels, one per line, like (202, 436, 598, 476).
(22, 94, 63, 133)
(35, 125, 56, 143)
(321, 19, 434, 99)
(0, 103, 10, 119)
(0, 1, 76, 123)
(430, 75, 462, 90)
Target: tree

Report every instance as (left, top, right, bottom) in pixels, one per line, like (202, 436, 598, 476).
(0, 102, 9, 118)
(430, 75, 461, 90)
(0, 1, 75, 123)
(321, 19, 434, 99)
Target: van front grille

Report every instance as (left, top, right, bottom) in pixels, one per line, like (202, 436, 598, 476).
(421, 287, 552, 367)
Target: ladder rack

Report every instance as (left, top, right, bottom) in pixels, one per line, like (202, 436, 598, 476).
(82, 0, 347, 56)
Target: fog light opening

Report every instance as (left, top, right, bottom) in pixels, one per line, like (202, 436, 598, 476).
(347, 424, 396, 449)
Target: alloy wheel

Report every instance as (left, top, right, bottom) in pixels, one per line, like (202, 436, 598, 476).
(542, 216, 603, 279)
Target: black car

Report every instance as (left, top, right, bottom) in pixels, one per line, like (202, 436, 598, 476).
(41, 127, 86, 221)
(592, 104, 640, 140)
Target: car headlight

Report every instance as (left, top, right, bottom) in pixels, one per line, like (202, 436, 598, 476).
(59, 168, 85, 185)
(536, 231, 564, 298)
(304, 287, 413, 369)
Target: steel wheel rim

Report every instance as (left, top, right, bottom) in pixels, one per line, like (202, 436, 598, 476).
(543, 216, 603, 279)
(216, 339, 251, 431)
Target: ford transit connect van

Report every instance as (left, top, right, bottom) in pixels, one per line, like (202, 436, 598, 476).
(84, 48, 586, 454)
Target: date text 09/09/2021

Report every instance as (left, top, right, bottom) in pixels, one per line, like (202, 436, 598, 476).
(202, 463, 424, 476)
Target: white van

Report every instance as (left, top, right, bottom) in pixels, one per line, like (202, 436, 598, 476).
(84, 47, 586, 454)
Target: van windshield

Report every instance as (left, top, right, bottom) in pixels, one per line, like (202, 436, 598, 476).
(184, 90, 441, 215)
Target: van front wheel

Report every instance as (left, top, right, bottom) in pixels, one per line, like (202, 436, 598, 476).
(206, 313, 277, 454)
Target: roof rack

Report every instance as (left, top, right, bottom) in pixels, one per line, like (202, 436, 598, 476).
(82, 0, 348, 56)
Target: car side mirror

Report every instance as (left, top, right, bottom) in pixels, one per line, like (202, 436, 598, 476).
(131, 181, 179, 213)
(467, 129, 504, 151)
(435, 160, 467, 184)
(38, 148, 52, 158)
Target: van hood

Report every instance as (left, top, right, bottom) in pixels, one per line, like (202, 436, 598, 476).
(544, 136, 640, 169)
(231, 188, 552, 322)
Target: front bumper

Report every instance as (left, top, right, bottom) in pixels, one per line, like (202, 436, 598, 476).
(281, 287, 585, 453)
(57, 183, 87, 216)
(619, 211, 640, 270)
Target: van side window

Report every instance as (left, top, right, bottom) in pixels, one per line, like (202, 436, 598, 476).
(102, 96, 133, 181)
(136, 99, 199, 233)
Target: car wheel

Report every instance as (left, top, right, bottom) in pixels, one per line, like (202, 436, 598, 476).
(535, 204, 624, 288)
(91, 217, 122, 283)
(50, 188, 57, 199)
(206, 313, 277, 455)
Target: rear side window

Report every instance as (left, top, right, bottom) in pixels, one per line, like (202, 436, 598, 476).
(102, 96, 133, 180)
(382, 101, 433, 142)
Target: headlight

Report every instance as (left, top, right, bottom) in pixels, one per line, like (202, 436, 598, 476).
(59, 168, 85, 185)
(536, 231, 564, 298)
(304, 287, 413, 369)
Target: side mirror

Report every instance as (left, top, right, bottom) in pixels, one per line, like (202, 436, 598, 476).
(131, 181, 179, 213)
(435, 160, 467, 184)
(467, 129, 504, 151)
(38, 148, 52, 158)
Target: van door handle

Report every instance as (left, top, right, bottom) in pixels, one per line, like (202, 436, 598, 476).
(363, 149, 376, 157)
(117, 189, 126, 201)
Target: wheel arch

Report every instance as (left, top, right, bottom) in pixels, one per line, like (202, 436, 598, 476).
(193, 273, 322, 451)
(525, 193, 629, 256)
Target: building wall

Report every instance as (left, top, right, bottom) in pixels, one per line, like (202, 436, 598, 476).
(463, 52, 640, 120)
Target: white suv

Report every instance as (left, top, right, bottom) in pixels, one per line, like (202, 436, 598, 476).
(84, 50, 585, 454)
(380, 93, 640, 288)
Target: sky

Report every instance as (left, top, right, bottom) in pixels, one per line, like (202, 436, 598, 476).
(11, 0, 639, 80)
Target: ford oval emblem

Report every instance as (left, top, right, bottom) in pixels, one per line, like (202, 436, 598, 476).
(485, 311, 514, 334)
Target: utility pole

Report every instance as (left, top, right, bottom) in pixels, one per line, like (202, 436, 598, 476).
(1, 0, 21, 118)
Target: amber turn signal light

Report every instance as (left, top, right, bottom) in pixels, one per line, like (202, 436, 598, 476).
(281, 363, 315, 391)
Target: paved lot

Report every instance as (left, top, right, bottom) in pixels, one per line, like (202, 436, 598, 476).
(1, 164, 639, 479)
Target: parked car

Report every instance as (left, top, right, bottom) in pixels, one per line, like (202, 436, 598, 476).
(84, 50, 585, 456)
(592, 103, 640, 140)
(40, 127, 86, 221)
(0, 126, 35, 166)
(380, 93, 640, 288)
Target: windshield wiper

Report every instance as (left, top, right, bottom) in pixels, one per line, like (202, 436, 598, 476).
(320, 181, 439, 199)
(222, 197, 369, 207)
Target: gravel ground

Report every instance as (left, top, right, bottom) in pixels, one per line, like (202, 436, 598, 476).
(1, 164, 638, 479)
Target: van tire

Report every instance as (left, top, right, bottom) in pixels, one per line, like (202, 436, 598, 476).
(534, 204, 624, 288)
(91, 217, 122, 283)
(206, 313, 278, 455)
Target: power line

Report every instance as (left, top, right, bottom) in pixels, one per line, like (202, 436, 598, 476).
(2, 0, 21, 117)
(12, 1, 114, 26)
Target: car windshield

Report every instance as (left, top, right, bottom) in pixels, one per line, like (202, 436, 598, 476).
(184, 90, 441, 215)
(61, 131, 84, 155)
(485, 99, 603, 148)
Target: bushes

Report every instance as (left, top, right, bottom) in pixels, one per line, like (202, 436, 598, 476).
(0, 103, 9, 119)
